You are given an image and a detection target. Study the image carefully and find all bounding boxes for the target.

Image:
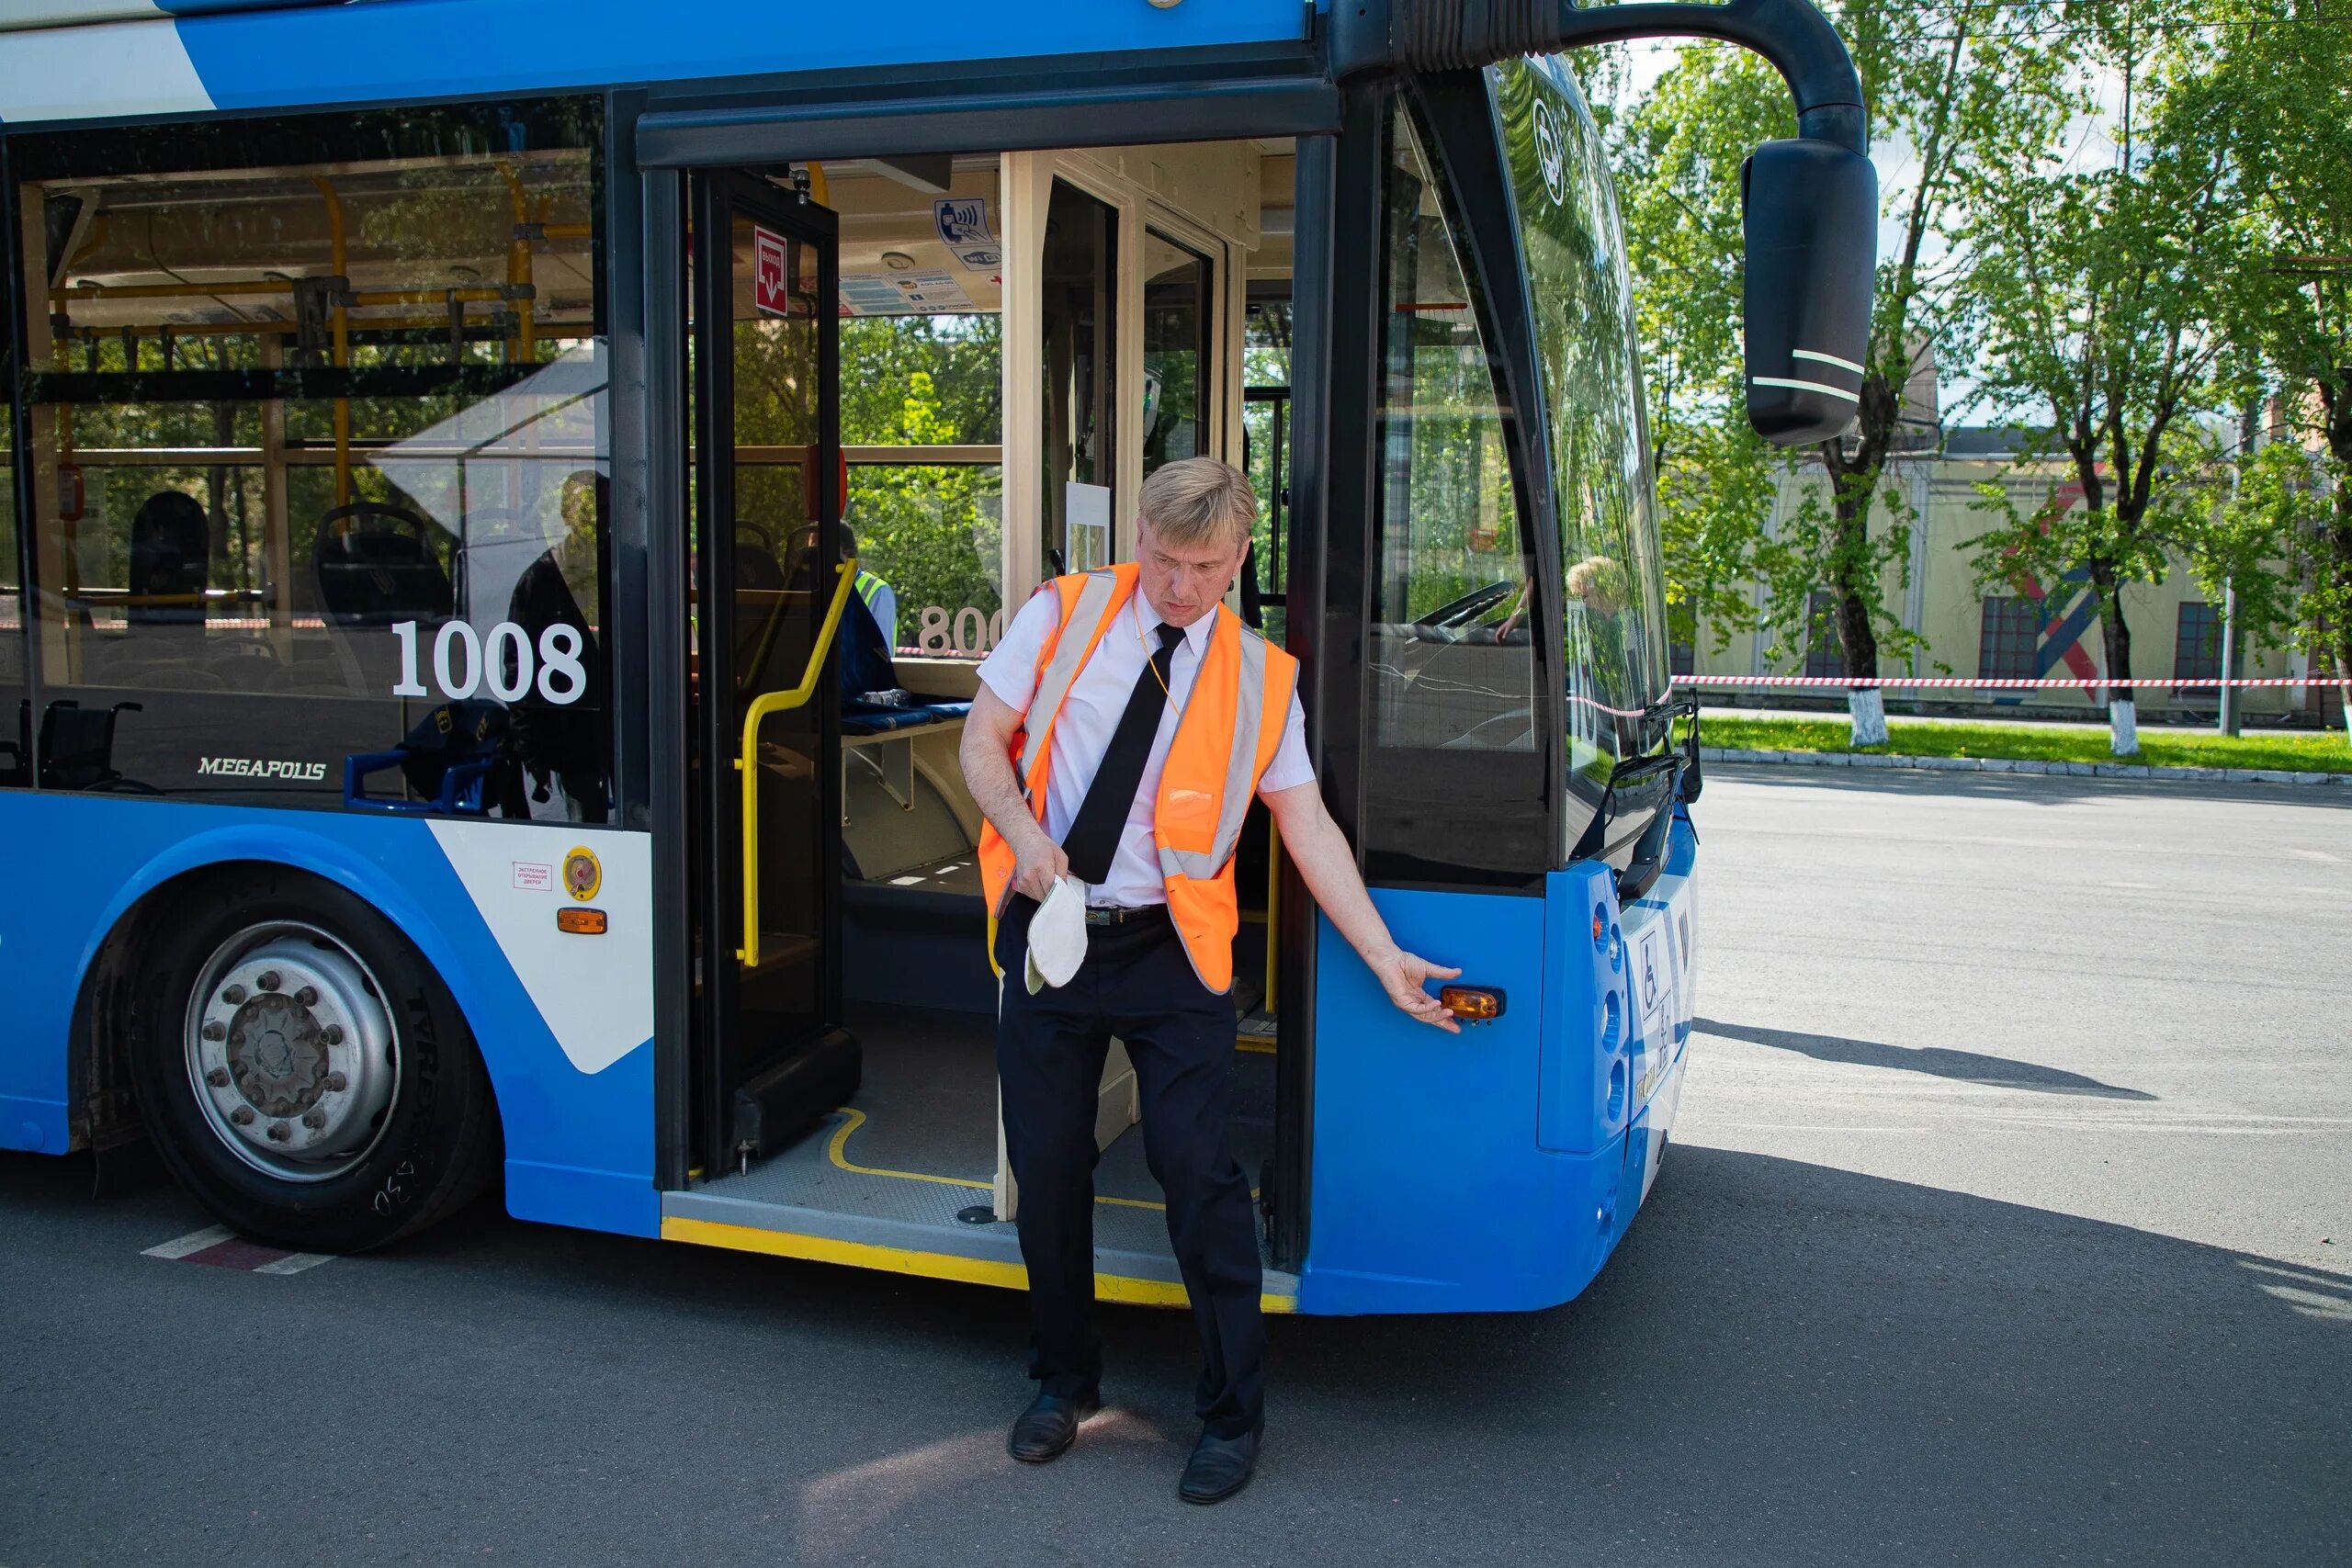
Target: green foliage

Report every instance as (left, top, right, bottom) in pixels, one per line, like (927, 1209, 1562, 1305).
(1961, 0, 2238, 750)
(2202, 0, 2352, 726)
(1605, 7, 2074, 700)
(1608, 45, 1791, 651)
(836, 315, 1004, 633)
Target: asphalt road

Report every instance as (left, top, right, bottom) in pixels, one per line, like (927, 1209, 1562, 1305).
(5, 768, 2347, 1566)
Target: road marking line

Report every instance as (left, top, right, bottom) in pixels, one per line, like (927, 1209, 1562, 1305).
(142, 1225, 334, 1273)
(253, 1251, 335, 1275)
(142, 1225, 233, 1259)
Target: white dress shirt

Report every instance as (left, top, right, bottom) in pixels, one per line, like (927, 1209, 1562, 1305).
(978, 586, 1314, 908)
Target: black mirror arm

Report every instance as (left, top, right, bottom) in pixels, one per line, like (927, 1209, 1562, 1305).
(1366, 0, 1868, 155)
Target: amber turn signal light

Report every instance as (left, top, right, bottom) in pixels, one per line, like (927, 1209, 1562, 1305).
(557, 908, 607, 935)
(1439, 986, 1505, 1022)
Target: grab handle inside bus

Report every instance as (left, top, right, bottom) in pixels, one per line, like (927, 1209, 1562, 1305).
(736, 557, 859, 968)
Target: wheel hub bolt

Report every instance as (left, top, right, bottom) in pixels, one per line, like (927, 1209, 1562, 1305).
(201, 1021, 227, 1042)
(266, 1122, 290, 1143)
(206, 1067, 230, 1088)
(322, 1025, 345, 1045)
(230, 1106, 255, 1125)
(301, 1109, 326, 1130)
(324, 1072, 348, 1092)
(257, 971, 281, 992)
(222, 985, 246, 1005)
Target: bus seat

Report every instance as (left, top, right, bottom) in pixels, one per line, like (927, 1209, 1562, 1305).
(839, 588, 969, 735)
(731, 530, 789, 692)
(344, 698, 526, 815)
(313, 502, 453, 626)
(127, 491, 209, 626)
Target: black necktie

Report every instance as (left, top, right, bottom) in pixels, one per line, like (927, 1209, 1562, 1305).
(1061, 620, 1185, 887)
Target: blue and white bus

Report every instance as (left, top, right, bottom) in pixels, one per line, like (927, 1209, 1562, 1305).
(0, 0, 1871, 1314)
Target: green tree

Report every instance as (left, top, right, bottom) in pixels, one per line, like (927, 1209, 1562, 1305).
(1606, 4, 2072, 741)
(2207, 0, 2352, 741)
(1962, 0, 2235, 755)
(1608, 48, 1788, 672)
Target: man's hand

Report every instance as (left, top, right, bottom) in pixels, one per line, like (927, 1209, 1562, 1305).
(1368, 946, 1464, 1033)
(1012, 829, 1070, 903)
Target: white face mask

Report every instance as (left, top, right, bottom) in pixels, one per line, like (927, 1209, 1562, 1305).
(1023, 875, 1090, 994)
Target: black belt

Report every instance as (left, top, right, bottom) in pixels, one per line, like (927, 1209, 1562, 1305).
(1084, 904, 1170, 928)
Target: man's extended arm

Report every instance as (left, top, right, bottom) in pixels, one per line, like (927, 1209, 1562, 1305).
(1261, 779, 1461, 1033)
(960, 683, 1068, 903)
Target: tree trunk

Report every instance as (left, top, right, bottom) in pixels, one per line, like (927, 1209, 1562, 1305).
(1832, 479, 1888, 745)
(2090, 557, 2138, 756)
(2324, 379, 2352, 749)
(2330, 484, 2352, 749)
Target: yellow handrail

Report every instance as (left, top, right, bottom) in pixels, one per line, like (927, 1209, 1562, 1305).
(736, 557, 859, 966)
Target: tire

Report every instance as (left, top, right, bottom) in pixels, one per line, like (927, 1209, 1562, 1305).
(124, 868, 500, 1252)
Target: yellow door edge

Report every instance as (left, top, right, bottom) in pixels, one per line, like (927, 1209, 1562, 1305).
(661, 1214, 1298, 1314)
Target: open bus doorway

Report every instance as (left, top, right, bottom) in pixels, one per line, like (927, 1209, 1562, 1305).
(677, 140, 1296, 1293)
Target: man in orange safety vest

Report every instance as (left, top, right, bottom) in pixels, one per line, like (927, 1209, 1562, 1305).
(961, 457, 1460, 1505)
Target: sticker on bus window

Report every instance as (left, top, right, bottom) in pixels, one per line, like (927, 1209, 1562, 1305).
(1637, 926, 1668, 1032)
(752, 226, 792, 318)
(933, 197, 999, 271)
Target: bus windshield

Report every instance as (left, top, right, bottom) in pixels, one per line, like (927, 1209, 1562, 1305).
(1490, 56, 1672, 807)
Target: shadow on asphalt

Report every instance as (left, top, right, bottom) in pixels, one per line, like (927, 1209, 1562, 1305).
(1693, 1015, 2157, 1099)
(3, 1144, 2344, 1564)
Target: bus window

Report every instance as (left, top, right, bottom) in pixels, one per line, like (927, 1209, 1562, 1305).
(1242, 290, 1290, 647)
(14, 101, 613, 818)
(1039, 179, 1116, 576)
(0, 312, 21, 788)
(826, 157, 1005, 659)
(1491, 56, 1674, 833)
(1361, 107, 1547, 888)
(1140, 229, 1213, 477)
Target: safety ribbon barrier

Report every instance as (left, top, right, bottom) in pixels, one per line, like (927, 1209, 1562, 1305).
(1669, 674, 2325, 690)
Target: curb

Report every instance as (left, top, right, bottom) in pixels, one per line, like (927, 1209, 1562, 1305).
(1700, 747, 2352, 787)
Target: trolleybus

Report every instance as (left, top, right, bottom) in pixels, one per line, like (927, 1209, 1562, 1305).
(0, 0, 1872, 1314)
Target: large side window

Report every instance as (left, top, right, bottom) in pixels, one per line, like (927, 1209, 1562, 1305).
(1490, 55, 1672, 824)
(1040, 179, 1116, 578)
(831, 162, 1004, 659)
(1141, 229, 1213, 476)
(1361, 107, 1546, 887)
(1242, 290, 1292, 645)
(0, 310, 21, 787)
(15, 101, 609, 818)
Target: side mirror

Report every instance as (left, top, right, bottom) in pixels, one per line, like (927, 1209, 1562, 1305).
(1741, 139, 1878, 446)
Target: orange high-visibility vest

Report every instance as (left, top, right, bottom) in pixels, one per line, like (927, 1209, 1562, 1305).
(978, 563, 1299, 995)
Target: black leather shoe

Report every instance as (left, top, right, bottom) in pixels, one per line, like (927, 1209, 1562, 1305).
(1177, 1427, 1261, 1504)
(1007, 1390, 1100, 1463)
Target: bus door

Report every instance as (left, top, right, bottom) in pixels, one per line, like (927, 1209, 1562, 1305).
(688, 171, 859, 1177)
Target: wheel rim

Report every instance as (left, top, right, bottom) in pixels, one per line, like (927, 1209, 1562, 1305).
(181, 920, 401, 1183)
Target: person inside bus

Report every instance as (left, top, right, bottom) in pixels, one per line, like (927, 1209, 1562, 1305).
(961, 457, 1462, 1505)
(503, 471, 609, 822)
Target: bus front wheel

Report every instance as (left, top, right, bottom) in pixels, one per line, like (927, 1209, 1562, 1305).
(126, 870, 500, 1253)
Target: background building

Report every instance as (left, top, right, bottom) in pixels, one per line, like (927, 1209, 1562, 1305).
(1683, 425, 2344, 728)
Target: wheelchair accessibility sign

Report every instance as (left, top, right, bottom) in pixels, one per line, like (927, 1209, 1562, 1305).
(933, 197, 1000, 272)
(1636, 925, 1668, 1042)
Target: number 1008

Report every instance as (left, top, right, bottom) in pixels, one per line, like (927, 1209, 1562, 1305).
(390, 620, 589, 705)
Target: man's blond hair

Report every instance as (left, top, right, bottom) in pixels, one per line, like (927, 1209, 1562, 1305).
(1138, 456, 1257, 553)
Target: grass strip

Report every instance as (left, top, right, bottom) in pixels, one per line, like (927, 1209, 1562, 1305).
(1702, 715, 2352, 775)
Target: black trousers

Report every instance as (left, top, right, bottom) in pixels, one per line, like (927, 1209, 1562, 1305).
(994, 897, 1265, 1438)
